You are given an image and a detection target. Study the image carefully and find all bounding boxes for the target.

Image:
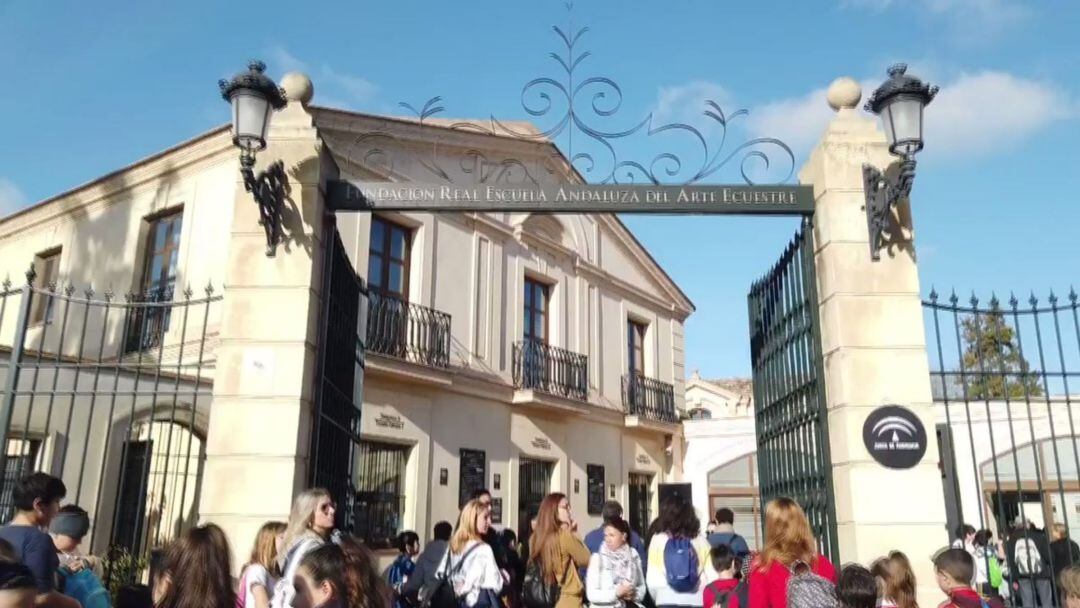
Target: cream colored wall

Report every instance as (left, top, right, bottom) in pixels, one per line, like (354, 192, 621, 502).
(682, 382, 758, 523)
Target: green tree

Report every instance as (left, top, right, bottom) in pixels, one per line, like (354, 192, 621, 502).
(959, 311, 1042, 399)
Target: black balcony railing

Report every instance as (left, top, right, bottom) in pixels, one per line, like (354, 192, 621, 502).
(621, 374, 677, 423)
(512, 340, 588, 401)
(124, 288, 174, 353)
(366, 292, 451, 368)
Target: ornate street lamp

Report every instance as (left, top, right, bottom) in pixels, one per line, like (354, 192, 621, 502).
(219, 60, 289, 257)
(862, 64, 938, 260)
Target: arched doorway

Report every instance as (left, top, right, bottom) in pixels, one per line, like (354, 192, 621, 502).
(980, 436, 1080, 534)
(707, 453, 761, 550)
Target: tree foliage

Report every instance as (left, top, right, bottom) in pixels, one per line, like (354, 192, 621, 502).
(959, 311, 1042, 399)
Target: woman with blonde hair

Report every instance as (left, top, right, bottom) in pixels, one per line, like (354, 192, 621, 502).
(271, 488, 337, 608)
(871, 551, 917, 608)
(441, 498, 504, 607)
(527, 493, 592, 608)
(747, 497, 837, 608)
(239, 521, 287, 608)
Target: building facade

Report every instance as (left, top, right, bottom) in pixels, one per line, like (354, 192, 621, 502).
(0, 92, 691, 563)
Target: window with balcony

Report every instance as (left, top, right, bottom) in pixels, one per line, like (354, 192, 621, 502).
(30, 249, 61, 324)
(126, 209, 182, 352)
(627, 319, 647, 377)
(368, 216, 411, 299)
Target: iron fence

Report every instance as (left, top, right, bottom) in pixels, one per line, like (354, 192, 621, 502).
(926, 288, 1080, 593)
(748, 219, 838, 564)
(517, 458, 554, 546)
(621, 374, 677, 423)
(0, 272, 220, 587)
(353, 439, 408, 549)
(628, 472, 653, 538)
(512, 339, 588, 401)
(366, 291, 451, 368)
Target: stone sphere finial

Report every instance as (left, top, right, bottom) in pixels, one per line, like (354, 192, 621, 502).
(281, 72, 314, 105)
(827, 77, 862, 112)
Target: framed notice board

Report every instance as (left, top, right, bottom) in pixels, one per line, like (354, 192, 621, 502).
(587, 464, 605, 515)
(459, 448, 487, 507)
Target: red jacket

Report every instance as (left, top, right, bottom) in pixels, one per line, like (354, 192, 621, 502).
(704, 579, 741, 608)
(747, 555, 837, 608)
(938, 588, 1005, 608)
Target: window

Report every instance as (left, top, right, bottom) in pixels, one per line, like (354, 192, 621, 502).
(524, 278, 549, 342)
(628, 319, 647, 377)
(0, 439, 42, 522)
(354, 440, 409, 549)
(127, 210, 182, 352)
(30, 249, 61, 324)
(368, 216, 411, 299)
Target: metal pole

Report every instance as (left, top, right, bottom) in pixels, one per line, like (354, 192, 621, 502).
(0, 283, 35, 480)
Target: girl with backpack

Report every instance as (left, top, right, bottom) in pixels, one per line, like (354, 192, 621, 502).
(586, 516, 646, 608)
(445, 499, 504, 608)
(272, 488, 337, 608)
(238, 521, 286, 608)
(645, 497, 715, 608)
(526, 493, 592, 608)
(747, 497, 837, 608)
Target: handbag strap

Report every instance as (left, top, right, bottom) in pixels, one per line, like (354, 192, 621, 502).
(443, 541, 485, 577)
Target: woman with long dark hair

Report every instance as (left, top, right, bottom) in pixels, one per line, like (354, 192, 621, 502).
(152, 524, 235, 608)
(871, 551, 917, 608)
(291, 536, 390, 608)
(747, 498, 837, 608)
(644, 497, 713, 608)
(528, 493, 591, 608)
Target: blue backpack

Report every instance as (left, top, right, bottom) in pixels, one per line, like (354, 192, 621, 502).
(663, 536, 700, 593)
(59, 568, 111, 608)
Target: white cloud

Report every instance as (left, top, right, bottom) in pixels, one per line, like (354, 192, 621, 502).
(740, 70, 1074, 162)
(841, 0, 1032, 42)
(925, 71, 1073, 158)
(0, 178, 27, 217)
(653, 81, 732, 130)
(266, 46, 378, 110)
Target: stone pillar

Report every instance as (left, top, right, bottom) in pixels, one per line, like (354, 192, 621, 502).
(199, 73, 335, 571)
(801, 78, 947, 605)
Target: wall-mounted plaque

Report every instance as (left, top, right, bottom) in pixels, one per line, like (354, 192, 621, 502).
(587, 464, 605, 515)
(459, 448, 487, 507)
(531, 437, 552, 450)
(493, 473, 501, 490)
(491, 498, 503, 524)
(609, 483, 616, 498)
(574, 479, 580, 494)
(862, 405, 927, 470)
(439, 468, 448, 486)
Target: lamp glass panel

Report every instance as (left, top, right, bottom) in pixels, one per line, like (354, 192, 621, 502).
(231, 91, 271, 150)
(886, 97, 924, 154)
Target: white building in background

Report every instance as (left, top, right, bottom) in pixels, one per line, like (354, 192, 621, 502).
(680, 373, 761, 548)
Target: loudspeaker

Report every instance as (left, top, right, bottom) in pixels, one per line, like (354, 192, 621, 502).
(658, 482, 692, 505)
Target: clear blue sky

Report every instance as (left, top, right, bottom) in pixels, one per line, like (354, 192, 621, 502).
(1, 1, 1077, 378)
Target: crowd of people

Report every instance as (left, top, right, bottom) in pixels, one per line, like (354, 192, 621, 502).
(5, 471, 1080, 608)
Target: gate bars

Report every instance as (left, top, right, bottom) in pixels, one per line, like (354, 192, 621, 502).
(927, 288, 1080, 576)
(748, 218, 839, 564)
(0, 271, 220, 586)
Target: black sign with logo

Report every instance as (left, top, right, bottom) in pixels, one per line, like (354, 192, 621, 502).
(862, 405, 927, 469)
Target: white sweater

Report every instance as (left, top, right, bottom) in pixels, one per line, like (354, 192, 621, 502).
(645, 533, 717, 607)
(446, 540, 503, 607)
(586, 550, 647, 607)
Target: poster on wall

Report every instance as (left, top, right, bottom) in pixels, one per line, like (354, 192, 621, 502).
(587, 465, 605, 515)
(460, 448, 487, 507)
(491, 498, 503, 524)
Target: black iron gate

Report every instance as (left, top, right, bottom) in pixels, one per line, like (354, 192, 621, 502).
(0, 271, 220, 586)
(628, 472, 653, 537)
(518, 458, 554, 547)
(748, 218, 838, 563)
(926, 288, 1080, 581)
(309, 222, 368, 534)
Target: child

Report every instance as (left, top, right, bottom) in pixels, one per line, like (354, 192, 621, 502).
(934, 548, 1005, 608)
(238, 521, 286, 608)
(703, 545, 746, 608)
(388, 530, 420, 608)
(871, 551, 918, 608)
(0, 561, 37, 608)
(0, 472, 78, 608)
(838, 564, 877, 608)
(49, 505, 102, 576)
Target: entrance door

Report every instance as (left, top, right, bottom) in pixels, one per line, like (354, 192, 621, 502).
(113, 440, 152, 555)
(748, 219, 838, 563)
(518, 458, 554, 546)
(628, 472, 653, 537)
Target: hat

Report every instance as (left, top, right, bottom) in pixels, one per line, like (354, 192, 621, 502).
(50, 510, 90, 539)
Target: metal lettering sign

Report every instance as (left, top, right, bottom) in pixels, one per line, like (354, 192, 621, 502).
(327, 181, 814, 215)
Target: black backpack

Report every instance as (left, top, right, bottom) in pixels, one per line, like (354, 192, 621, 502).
(424, 544, 484, 608)
(710, 580, 749, 608)
(522, 559, 561, 608)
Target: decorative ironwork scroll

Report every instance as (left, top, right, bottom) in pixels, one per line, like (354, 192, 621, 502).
(331, 5, 796, 186)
